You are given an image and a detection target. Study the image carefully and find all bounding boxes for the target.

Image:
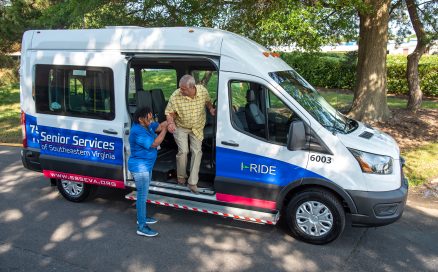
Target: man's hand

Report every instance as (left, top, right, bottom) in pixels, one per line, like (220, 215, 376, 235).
(166, 113, 177, 134)
(209, 107, 216, 116)
(168, 123, 176, 133)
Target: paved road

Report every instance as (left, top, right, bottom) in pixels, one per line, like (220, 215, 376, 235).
(0, 145, 437, 272)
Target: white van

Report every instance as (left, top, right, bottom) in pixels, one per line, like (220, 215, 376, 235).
(20, 27, 408, 244)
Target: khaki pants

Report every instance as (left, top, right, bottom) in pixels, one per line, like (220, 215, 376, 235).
(173, 127, 202, 185)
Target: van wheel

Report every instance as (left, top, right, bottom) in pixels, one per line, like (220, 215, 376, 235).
(56, 179, 94, 202)
(285, 189, 345, 245)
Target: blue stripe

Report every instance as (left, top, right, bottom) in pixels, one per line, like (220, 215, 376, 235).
(216, 147, 326, 186)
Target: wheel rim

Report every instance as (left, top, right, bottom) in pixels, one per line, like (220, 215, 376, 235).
(295, 201, 334, 237)
(61, 180, 84, 197)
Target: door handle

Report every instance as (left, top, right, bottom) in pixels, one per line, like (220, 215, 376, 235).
(221, 140, 239, 147)
(103, 129, 118, 135)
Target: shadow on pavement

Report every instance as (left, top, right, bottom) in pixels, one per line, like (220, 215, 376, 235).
(0, 146, 437, 271)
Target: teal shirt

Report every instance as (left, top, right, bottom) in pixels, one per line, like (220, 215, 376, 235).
(128, 122, 159, 172)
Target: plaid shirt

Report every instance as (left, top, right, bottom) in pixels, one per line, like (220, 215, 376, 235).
(165, 85, 212, 140)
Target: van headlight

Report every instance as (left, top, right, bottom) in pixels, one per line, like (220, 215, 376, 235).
(348, 149, 393, 174)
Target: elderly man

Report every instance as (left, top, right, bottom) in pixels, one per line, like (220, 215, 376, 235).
(165, 74, 215, 194)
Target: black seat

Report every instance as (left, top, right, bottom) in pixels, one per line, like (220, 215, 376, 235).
(150, 89, 166, 122)
(204, 109, 214, 140)
(233, 108, 249, 131)
(136, 89, 153, 111)
(245, 89, 265, 133)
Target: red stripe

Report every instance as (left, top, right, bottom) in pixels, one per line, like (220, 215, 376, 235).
(216, 193, 276, 210)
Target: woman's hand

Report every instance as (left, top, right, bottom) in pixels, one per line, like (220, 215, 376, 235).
(159, 121, 168, 131)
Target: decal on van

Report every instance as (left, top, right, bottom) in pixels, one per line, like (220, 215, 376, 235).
(25, 114, 40, 149)
(240, 162, 277, 176)
(217, 147, 326, 186)
(43, 170, 124, 188)
(37, 125, 123, 165)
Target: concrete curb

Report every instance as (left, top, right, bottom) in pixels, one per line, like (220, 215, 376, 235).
(0, 143, 22, 147)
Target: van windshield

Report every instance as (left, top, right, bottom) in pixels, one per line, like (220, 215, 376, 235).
(269, 70, 357, 134)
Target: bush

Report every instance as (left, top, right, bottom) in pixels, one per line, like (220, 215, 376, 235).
(0, 55, 19, 87)
(0, 69, 18, 87)
(281, 52, 438, 97)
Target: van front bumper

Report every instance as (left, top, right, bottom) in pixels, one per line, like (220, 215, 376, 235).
(347, 172, 408, 227)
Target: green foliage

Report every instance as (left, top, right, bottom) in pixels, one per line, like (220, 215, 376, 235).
(261, 1, 359, 51)
(281, 52, 438, 97)
(281, 52, 356, 89)
(0, 84, 21, 143)
(387, 55, 438, 97)
(0, 56, 19, 86)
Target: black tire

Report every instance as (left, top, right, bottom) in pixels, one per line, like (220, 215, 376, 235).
(285, 189, 345, 245)
(56, 179, 95, 202)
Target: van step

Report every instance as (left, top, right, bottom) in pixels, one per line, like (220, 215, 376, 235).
(150, 181, 215, 195)
(125, 191, 279, 225)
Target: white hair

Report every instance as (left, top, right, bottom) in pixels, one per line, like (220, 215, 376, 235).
(179, 75, 196, 88)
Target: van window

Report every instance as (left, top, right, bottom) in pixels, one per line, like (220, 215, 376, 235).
(191, 70, 218, 100)
(142, 69, 177, 99)
(229, 80, 299, 145)
(35, 65, 115, 120)
(128, 68, 136, 105)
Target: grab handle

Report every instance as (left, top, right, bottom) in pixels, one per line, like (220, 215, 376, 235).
(103, 129, 118, 135)
(221, 140, 239, 147)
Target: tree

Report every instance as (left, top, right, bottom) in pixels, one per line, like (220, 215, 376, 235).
(349, 0, 391, 121)
(0, 0, 43, 55)
(239, 0, 393, 122)
(405, 0, 437, 112)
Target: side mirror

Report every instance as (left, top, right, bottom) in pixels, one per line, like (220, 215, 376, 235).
(287, 120, 306, 151)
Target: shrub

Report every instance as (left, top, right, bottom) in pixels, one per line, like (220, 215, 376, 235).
(0, 56, 19, 87)
(281, 52, 438, 97)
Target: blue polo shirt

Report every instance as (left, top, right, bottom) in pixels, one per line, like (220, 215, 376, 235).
(128, 122, 159, 173)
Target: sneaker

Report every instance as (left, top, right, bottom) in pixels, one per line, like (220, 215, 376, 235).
(136, 217, 158, 225)
(136, 225, 158, 237)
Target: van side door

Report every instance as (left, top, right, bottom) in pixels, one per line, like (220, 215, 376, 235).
(33, 59, 125, 189)
(215, 72, 311, 210)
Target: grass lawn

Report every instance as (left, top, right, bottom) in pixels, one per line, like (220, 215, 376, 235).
(0, 84, 20, 144)
(402, 142, 438, 186)
(321, 90, 438, 110)
(1, 82, 437, 185)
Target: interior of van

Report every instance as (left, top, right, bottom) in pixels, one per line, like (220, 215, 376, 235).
(126, 56, 219, 194)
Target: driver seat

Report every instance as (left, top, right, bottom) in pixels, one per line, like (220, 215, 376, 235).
(245, 89, 265, 134)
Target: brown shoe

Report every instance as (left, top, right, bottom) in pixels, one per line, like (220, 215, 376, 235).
(188, 184, 199, 194)
(177, 178, 186, 185)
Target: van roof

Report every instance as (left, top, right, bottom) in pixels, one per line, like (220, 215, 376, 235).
(24, 26, 291, 74)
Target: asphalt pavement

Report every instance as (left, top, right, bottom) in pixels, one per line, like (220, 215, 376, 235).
(0, 145, 437, 272)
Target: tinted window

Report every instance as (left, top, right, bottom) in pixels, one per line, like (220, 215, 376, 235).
(229, 80, 300, 146)
(35, 65, 115, 120)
